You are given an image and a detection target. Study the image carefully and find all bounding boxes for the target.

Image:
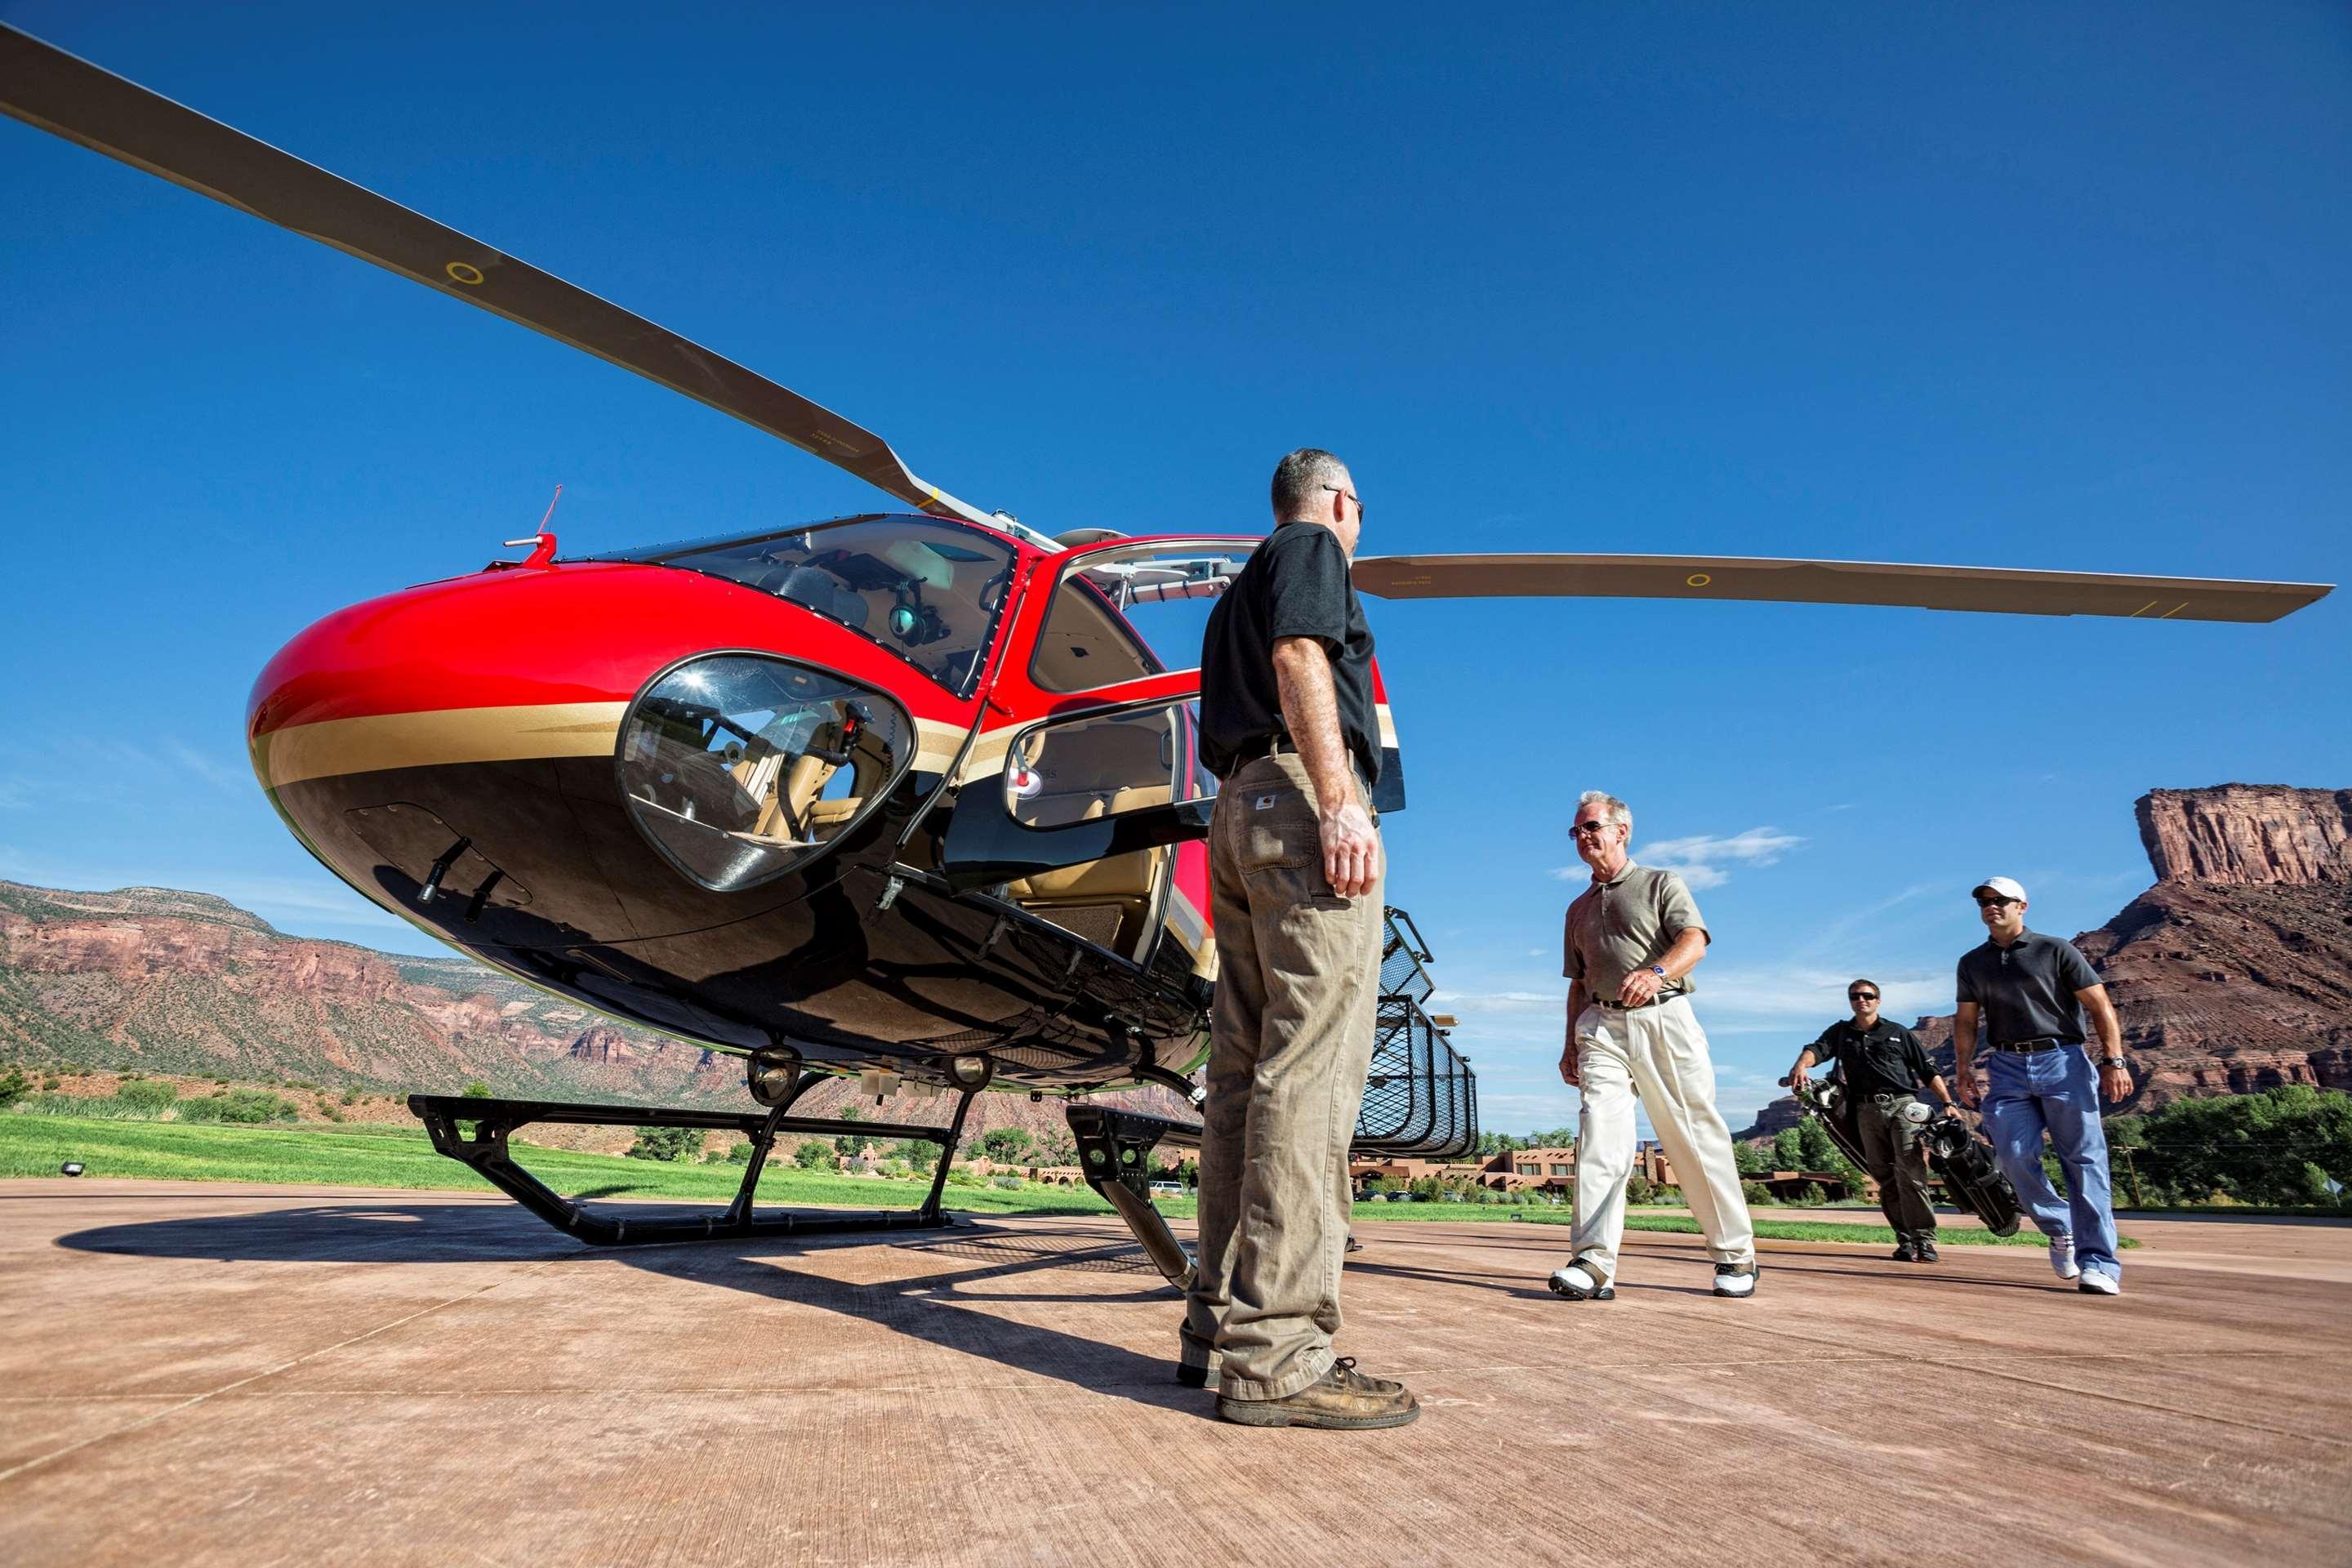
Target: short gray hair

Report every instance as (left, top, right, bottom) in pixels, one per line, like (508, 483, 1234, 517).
(1576, 790, 1631, 835)
(1271, 448, 1350, 521)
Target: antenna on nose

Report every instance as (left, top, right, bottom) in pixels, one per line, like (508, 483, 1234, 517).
(503, 483, 562, 568)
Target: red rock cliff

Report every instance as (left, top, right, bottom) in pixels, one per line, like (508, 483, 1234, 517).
(2137, 786, 2352, 885)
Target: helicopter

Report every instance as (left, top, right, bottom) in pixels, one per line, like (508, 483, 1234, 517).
(2, 26, 2329, 1271)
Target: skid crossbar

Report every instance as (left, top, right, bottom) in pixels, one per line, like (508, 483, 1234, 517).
(408, 1089, 976, 1246)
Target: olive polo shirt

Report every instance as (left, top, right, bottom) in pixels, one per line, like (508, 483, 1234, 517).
(1562, 860, 1708, 1003)
(1954, 929, 2101, 1045)
(1810, 1017, 1936, 1099)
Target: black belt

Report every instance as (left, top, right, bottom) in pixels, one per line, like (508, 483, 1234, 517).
(1225, 733, 1300, 769)
(1222, 735, 1374, 800)
(1594, 996, 1673, 1010)
(1991, 1037, 2071, 1054)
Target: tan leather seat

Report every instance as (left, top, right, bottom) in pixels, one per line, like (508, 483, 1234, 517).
(999, 719, 1176, 950)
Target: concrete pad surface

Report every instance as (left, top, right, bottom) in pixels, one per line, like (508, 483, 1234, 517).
(2, 1182, 2346, 1566)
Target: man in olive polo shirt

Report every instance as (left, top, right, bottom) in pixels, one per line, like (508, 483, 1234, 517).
(1548, 790, 1757, 1301)
(1790, 979, 1958, 1263)
(1953, 876, 2134, 1295)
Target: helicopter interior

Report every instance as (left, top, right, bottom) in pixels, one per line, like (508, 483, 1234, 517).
(994, 702, 1204, 957)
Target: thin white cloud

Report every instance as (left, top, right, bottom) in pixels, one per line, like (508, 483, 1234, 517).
(164, 742, 250, 796)
(1550, 826, 1804, 889)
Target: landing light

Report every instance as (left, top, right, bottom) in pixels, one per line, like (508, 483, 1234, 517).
(947, 1054, 994, 1090)
(60, 1161, 84, 1177)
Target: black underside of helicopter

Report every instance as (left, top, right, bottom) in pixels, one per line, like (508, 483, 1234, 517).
(271, 752, 1210, 1094)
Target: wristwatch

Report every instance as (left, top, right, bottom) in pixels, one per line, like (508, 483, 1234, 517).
(2100, 1056, 2128, 1069)
(1649, 965, 1667, 979)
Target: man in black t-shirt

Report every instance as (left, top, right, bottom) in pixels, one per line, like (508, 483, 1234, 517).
(1178, 448, 1413, 1430)
(1789, 980, 1958, 1262)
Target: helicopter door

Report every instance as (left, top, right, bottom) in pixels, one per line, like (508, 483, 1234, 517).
(938, 688, 1214, 964)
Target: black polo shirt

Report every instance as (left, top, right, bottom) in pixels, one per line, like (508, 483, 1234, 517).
(1955, 929, 2101, 1045)
(1198, 522, 1380, 787)
(1811, 1018, 1935, 1098)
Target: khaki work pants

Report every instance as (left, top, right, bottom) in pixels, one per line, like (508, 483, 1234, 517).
(1568, 996, 1754, 1279)
(1181, 752, 1383, 1401)
(1856, 1093, 1937, 1238)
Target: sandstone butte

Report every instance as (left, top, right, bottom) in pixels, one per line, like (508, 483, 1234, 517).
(1741, 784, 2352, 1142)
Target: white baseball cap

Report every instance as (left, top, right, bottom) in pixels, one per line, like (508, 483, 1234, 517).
(1972, 875, 2027, 902)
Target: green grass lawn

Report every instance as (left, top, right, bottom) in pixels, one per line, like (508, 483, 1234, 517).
(4, 1115, 2149, 1247)
(0, 1114, 1143, 1218)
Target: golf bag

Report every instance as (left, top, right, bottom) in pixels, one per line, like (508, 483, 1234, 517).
(1786, 1075, 1871, 1172)
(1921, 1111, 2021, 1236)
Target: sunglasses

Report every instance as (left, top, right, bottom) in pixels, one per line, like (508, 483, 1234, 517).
(1975, 895, 2020, 909)
(1849, 991, 1879, 1001)
(1320, 483, 1365, 519)
(1570, 821, 1614, 837)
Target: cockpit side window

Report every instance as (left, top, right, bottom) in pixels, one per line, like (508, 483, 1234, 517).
(1029, 541, 1260, 695)
(587, 517, 1018, 698)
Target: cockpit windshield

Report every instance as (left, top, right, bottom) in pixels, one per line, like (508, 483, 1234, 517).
(586, 516, 1018, 697)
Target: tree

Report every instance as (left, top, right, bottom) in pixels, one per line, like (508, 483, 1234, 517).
(978, 1126, 1036, 1164)
(461, 1080, 493, 1099)
(1771, 1127, 1805, 1171)
(1734, 1141, 1766, 1175)
(795, 1139, 838, 1171)
(0, 1068, 26, 1110)
(832, 1104, 866, 1157)
(2123, 1085, 2352, 1207)
(626, 1126, 705, 1162)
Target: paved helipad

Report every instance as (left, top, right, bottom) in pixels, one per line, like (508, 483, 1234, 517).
(2, 1183, 2347, 1566)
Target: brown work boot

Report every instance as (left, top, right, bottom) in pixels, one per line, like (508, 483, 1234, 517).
(1215, 1357, 1419, 1429)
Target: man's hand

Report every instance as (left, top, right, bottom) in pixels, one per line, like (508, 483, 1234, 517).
(1320, 800, 1383, 898)
(1956, 1070, 1982, 1111)
(1558, 1040, 1580, 1088)
(1788, 1065, 1810, 1094)
(2099, 1060, 2132, 1104)
(1616, 966, 1664, 1007)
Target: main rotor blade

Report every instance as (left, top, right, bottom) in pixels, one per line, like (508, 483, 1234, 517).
(0, 25, 994, 527)
(1351, 554, 2331, 624)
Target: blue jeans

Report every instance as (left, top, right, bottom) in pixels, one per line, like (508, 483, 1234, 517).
(1981, 1047, 2120, 1277)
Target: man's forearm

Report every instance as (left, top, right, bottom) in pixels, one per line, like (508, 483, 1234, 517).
(1952, 1004, 1979, 1076)
(2082, 987, 2124, 1058)
(1655, 927, 1708, 980)
(1272, 636, 1360, 813)
(1925, 1073, 1955, 1107)
(1790, 1049, 1818, 1078)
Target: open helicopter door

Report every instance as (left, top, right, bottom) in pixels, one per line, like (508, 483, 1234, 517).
(937, 672, 1216, 971)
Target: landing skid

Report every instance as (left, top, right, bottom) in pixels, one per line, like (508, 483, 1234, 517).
(408, 1082, 978, 1246)
(1067, 1103, 1200, 1290)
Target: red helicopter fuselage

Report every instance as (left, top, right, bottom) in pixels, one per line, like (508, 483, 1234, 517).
(247, 514, 1399, 1095)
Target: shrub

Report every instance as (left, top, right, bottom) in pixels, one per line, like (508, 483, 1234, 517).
(115, 1080, 179, 1114)
(341, 1089, 360, 1106)
(626, 1126, 706, 1162)
(945, 1164, 983, 1187)
(41, 1076, 62, 1092)
(978, 1126, 1035, 1163)
(461, 1080, 493, 1099)
(991, 1174, 1026, 1190)
(0, 1068, 28, 1110)
(795, 1140, 839, 1171)
(1741, 1181, 1775, 1206)
(727, 1140, 755, 1165)
(1794, 1181, 1827, 1205)
(174, 1089, 298, 1124)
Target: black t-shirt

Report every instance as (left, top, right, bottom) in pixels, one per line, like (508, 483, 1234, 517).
(1198, 523, 1380, 786)
(1956, 929, 2100, 1045)
(1811, 1018, 1935, 1098)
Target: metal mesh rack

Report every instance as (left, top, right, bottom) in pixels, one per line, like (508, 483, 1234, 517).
(1352, 907, 1478, 1160)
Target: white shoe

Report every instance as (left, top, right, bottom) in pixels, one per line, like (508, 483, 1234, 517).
(2047, 1235, 2079, 1281)
(2078, 1269, 2120, 1297)
(1547, 1260, 1615, 1301)
(1712, 1261, 1760, 1298)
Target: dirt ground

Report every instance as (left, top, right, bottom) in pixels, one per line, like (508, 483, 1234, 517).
(2, 1181, 2346, 1567)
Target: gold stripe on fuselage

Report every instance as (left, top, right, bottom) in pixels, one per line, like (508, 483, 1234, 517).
(252, 702, 968, 791)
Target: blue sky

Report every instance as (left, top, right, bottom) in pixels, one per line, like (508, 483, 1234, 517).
(3, 2, 2346, 1132)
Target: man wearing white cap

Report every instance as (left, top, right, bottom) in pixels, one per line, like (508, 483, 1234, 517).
(1951, 876, 2133, 1294)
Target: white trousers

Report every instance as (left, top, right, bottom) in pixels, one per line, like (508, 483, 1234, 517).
(1569, 996, 1754, 1276)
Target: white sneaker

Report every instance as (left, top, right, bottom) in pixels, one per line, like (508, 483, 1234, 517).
(2048, 1235, 2079, 1281)
(1712, 1261, 1760, 1298)
(2078, 1269, 2120, 1297)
